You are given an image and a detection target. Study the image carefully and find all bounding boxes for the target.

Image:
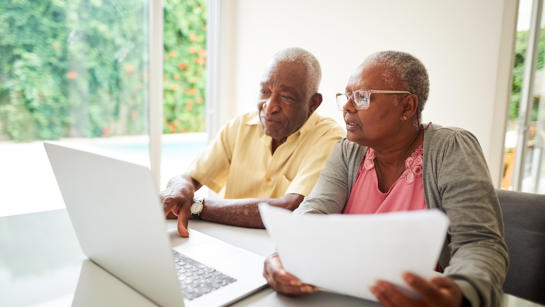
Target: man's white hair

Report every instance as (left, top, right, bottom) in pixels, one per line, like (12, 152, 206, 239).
(270, 47, 322, 95)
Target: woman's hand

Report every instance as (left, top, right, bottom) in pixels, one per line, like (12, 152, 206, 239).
(263, 253, 318, 296)
(370, 273, 463, 307)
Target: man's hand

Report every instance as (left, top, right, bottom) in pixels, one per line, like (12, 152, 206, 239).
(370, 273, 463, 307)
(159, 174, 198, 237)
(263, 253, 318, 296)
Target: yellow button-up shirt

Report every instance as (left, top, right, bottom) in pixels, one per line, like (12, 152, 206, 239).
(188, 111, 345, 198)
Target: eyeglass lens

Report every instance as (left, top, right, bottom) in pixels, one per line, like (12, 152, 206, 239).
(336, 91, 370, 110)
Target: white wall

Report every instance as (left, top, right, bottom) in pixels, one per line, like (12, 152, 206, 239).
(214, 0, 518, 185)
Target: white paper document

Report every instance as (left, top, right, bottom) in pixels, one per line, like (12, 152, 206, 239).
(259, 205, 449, 301)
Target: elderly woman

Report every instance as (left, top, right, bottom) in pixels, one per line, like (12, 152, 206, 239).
(263, 51, 508, 307)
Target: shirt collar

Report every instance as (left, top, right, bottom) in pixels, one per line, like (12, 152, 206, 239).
(296, 111, 318, 137)
(246, 112, 260, 126)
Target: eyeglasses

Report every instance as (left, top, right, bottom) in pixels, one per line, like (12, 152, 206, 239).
(336, 90, 411, 110)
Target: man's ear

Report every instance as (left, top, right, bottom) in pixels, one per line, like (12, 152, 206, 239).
(309, 93, 322, 114)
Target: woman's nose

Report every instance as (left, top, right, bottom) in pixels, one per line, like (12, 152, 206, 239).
(343, 98, 356, 113)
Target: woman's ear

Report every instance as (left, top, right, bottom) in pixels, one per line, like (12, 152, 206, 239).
(402, 94, 419, 118)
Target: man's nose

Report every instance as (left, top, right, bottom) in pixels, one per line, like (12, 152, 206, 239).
(263, 97, 280, 114)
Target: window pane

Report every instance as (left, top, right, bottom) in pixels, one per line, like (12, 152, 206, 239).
(504, 0, 545, 193)
(502, 1, 528, 190)
(161, 0, 208, 185)
(526, 31, 545, 193)
(0, 0, 150, 216)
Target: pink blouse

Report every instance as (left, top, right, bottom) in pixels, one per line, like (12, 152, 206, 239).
(343, 144, 426, 214)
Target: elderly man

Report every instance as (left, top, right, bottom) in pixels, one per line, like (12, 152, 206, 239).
(161, 47, 345, 237)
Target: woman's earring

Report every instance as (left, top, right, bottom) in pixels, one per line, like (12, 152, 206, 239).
(402, 114, 408, 120)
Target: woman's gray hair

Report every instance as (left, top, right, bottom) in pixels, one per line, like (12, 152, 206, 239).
(365, 51, 429, 116)
(270, 47, 322, 95)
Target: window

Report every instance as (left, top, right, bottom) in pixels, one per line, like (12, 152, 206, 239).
(161, 0, 208, 184)
(503, 0, 545, 193)
(0, 0, 209, 216)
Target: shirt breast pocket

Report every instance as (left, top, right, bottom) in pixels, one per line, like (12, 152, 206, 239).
(272, 174, 292, 197)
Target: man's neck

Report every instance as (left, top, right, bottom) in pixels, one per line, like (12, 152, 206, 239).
(271, 137, 287, 154)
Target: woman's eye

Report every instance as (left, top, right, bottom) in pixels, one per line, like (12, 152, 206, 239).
(354, 93, 364, 103)
(260, 89, 270, 96)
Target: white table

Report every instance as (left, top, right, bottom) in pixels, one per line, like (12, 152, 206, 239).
(0, 210, 541, 307)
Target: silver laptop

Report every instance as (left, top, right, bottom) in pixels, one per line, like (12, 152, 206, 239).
(44, 142, 266, 307)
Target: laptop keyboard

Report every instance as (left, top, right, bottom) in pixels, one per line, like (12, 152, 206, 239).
(172, 250, 237, 300)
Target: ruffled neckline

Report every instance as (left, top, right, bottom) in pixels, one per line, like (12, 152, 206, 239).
(364, 144, 424, 184)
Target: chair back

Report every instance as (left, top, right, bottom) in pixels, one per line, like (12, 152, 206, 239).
(496, 189, 545, 305)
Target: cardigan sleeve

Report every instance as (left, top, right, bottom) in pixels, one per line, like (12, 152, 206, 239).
(427, 128, 508, 307)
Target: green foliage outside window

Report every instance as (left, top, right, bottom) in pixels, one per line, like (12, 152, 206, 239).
(163, 0, 207, 134)
(0, 0, 206, 142)
(509, 29, 545, 122)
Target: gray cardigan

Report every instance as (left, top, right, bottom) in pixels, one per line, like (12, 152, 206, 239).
(295, 124, 508, 307)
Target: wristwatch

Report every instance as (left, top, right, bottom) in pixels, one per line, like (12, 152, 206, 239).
(190, 197, 204, 219)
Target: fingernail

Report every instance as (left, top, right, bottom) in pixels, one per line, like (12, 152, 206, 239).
(374, 281, 384, 292)
(403, 272, 414, 284)
(301, 285, 314, 293)
(369, 285, 378, 295)
(309, 286, 318, 293)
(290, 280, 302, 286)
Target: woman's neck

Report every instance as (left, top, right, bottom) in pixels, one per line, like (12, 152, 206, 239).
(372, 126, 423, 192)
(373, 126, 422, 166)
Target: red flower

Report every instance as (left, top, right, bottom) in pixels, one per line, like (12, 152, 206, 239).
(186, 99, 194, 111)
(66, 71, 78, 79)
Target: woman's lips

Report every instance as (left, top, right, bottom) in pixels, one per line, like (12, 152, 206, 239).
(344, 118, 359, 131)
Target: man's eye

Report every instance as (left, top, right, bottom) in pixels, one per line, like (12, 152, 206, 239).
(281, 95, 295, 102)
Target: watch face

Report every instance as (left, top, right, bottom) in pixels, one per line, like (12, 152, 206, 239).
(190, 201, 203, 215)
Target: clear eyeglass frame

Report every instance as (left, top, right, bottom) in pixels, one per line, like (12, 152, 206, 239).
(336, 89, 411, 110)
